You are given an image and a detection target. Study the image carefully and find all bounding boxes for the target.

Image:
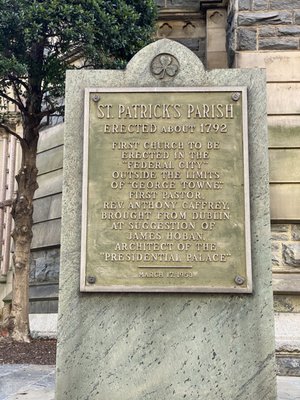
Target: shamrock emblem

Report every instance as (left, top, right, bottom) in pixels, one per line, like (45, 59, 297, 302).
(151, 54, 179, 81)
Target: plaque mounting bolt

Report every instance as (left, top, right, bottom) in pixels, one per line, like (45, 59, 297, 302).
(232, 92, 240, 101)
(87, 276, 96, 284)
(234, 275, 245, 285)
(92, 95, 100, 102)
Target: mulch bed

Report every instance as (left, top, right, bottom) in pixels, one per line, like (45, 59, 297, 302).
(0, 338, 56, 365)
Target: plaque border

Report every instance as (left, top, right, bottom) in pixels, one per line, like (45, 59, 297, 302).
(80, 87, 252, 293)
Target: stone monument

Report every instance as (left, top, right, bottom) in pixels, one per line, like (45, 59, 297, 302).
(56, 39, 276, 399)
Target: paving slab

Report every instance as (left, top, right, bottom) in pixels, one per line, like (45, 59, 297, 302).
(277, 376, 300, 400)
(0, 365, 299, 400)
(0, 365, 55, 400)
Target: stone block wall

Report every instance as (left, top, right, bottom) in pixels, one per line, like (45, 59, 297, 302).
(231, 8, 300, 293)
(30, 248, 60, 284)
(228, 0, 300, 65)
(230, 0, 300, 377)
(271, 222, 300, 304)
(28, 123, 63, 313)
(272, 224, 300, 269)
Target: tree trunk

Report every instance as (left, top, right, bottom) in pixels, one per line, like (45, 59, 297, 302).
(9, 140, 38, 342)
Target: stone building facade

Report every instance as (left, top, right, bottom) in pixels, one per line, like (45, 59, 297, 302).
(156, 0, 300, 374)
(0, 0, 299, 374)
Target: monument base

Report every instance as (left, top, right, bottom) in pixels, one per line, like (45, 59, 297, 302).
(56, 39, 276, 400)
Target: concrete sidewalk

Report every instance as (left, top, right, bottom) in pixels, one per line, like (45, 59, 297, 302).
(0, 364, 299, 400)
(277, 376, 300, 400)
(0, 365, 55, 400)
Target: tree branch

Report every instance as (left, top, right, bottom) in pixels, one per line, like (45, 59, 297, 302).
(36, 107, 57, 119)
(0, 89, 24, 111)
(8, 75, 29, 91)
(0, 122, 24, 143)
(45, 113, 63, 117)
(11, 81, 26, 112)
(74, 63, 94, 70)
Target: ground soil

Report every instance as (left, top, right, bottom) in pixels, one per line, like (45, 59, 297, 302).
(0, 338, 56, 365)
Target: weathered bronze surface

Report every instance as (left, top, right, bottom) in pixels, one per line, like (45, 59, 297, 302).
(81, 88, 251, 292)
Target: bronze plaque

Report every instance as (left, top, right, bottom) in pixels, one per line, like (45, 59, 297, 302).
(81, 88, 252, 292)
